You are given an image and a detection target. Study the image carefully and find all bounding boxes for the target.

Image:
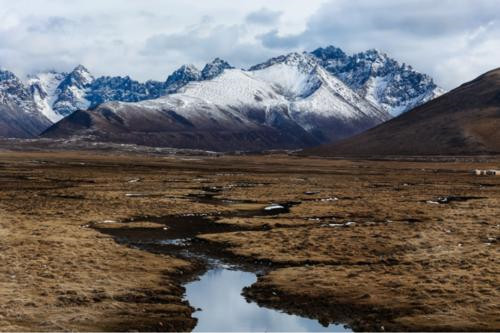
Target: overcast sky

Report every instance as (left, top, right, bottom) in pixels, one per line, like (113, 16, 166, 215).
(0, 0, 498, 89)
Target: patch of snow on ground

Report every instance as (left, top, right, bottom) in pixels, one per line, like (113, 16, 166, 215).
(264, 204, 285, 211)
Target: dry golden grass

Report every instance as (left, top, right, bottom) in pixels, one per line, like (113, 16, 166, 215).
(0, 151, 498, 331)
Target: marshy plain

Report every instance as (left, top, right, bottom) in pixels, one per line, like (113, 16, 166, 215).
(0, 151, 498, 331)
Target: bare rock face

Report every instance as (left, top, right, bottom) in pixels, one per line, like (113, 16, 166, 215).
(304, 68, 500, 156)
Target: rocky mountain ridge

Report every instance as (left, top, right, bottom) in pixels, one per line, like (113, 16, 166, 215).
(1, 45, 444, 139)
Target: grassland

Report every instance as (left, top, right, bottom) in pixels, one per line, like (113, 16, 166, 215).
(0, 151, 498, 331)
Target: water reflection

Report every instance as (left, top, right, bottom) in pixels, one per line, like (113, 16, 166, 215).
(185, 268, 350, 332)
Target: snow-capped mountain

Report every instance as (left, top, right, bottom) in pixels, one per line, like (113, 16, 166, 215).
(201, 58, 234, 80)
(42, 53, 391, 151)
(50, 65, 94, 118)
(311, 46, 444, 116)
(164, 64, 202, 94)
(0, 69, 51, 137)
(249, 53, 389, 140)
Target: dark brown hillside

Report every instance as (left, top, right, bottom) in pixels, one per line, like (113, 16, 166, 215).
(0, 104, 51, 138)
(41, 103, 324, 151)
(304, 68, 500, 156)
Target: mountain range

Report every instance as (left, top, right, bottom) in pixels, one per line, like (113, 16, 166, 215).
(304, 68, 500, 156)
(43, 53, 390, 151)
(0, 45, 444, 150)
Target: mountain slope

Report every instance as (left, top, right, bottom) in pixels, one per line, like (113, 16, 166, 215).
(42, 71, 319, 151)
(304, 68, 500, 156)
(0, 70, 51, 137)
(311, 46, 444, 116)
(42, 54, 391, 151)
(250, 53, 390, 142)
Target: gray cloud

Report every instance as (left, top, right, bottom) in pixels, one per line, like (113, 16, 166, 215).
(0, 0, 498, 89)
(141, 20, 276, 72)
(27, 16, 75, 33)
(245, 8, 282, 25)
(258, 29, 301, 49)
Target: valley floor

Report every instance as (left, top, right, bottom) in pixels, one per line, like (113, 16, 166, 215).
(0, 151, 498, 331)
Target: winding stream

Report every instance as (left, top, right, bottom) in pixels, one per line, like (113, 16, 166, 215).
(91, 189, 352, 331)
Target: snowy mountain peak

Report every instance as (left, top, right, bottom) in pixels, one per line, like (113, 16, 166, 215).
(45, 66, 95, 118)
(43, 60, 392, 151)
(0, 44, 445, 143)
(73, 64, 89, 72)
(64, 65, 94, 87)
(353, 49, 393, 73)
(250, 52, 318, 73)
(359, 48, 385, 58)
(179, 64, 201, 75)
(165, 64, 202, 93)
(201, 58, 234, 80)
(311, 46, 347, 62)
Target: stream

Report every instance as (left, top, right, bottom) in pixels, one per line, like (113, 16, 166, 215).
(90, 190, 352, 331)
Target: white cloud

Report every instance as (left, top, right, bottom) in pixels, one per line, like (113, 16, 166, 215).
(0, 0, 323, 80)
(246, 8, 282, 26)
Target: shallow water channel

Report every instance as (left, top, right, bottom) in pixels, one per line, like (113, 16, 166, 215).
(186, 268, 349, 332)
(91, 190, 352, 331)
